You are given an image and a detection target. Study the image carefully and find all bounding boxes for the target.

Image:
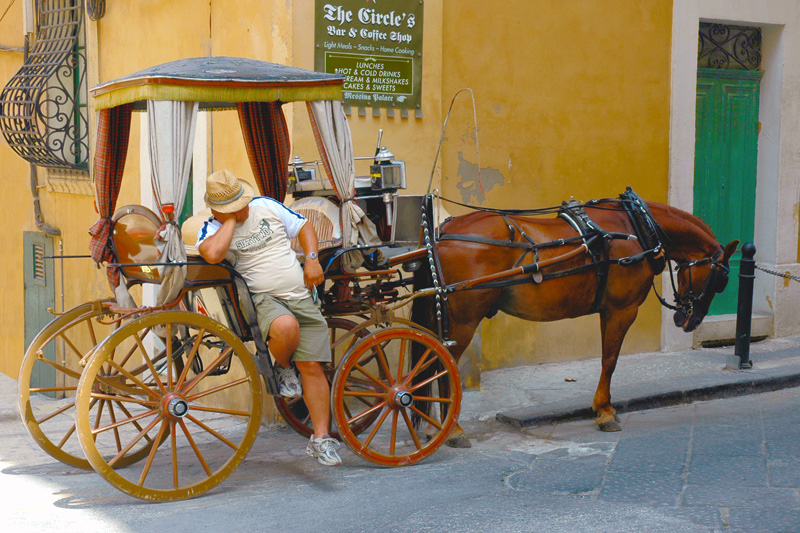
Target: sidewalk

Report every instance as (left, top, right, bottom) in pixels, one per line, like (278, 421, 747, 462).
(456, 334, 800, 429)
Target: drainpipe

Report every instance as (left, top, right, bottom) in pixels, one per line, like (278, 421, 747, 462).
(23, 35, 60, 237)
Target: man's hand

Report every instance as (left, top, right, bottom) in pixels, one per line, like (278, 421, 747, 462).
(198, 213, 238, 264)
(304, 258, 324, 290)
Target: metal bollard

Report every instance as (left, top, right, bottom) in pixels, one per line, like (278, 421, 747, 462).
(733, 242, 756, 369)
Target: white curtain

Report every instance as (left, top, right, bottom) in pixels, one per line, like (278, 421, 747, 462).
(147, 100, 198, 305)
(308, 100, 381, 272)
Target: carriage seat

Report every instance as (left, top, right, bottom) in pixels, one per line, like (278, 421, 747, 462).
(112, 205, 235, 285)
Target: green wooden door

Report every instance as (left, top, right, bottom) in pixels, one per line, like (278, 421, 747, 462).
(24, 232, 56, 393)
(694, 68, 761, 315)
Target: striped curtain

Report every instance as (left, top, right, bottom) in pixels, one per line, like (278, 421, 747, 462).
(88, 103, 133, 292)
(237, 101, 290, 201)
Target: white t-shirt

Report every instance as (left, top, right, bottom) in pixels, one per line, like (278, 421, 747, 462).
(196, 197, 309, 300)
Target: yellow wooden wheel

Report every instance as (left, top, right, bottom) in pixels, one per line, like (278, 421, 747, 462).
(18, 300, 136, 469)
(331, 327, 461, 467)
(75, 311, 263, 501)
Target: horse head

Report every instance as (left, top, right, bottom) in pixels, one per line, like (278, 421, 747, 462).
(672, 240, 739, 332)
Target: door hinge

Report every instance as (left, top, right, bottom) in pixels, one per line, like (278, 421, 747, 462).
(757, 121, 762, 133)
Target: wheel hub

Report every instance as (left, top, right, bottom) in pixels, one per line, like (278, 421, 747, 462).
(393, 390, 413, 409)
(162, 393, 190, 419)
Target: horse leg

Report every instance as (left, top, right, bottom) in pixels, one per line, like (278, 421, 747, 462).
(593, 305, 639, 431)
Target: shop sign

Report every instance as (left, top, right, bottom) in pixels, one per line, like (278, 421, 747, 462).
(314, 1, 424, 110)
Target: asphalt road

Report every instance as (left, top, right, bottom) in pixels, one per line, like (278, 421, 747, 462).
(3, 384, 799, 532)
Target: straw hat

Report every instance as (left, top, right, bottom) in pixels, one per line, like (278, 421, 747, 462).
(204, 169, 254, 213)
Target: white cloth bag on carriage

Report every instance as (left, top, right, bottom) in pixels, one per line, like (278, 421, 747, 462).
(308, 100, 381, 272)
(147, 100, 198, 306)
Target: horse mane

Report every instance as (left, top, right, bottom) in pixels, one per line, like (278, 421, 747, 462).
(647, 201, 720, 252)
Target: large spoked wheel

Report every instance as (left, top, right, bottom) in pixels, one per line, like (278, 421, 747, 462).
(75, 311, 263, 501)
(17, 300, 147, 470)
(331, 327, 462, 467)
(273, 318, 372, 438)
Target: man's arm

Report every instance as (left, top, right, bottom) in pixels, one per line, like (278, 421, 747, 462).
(298, 222, 324, 290)
(198, 215, 236, 264)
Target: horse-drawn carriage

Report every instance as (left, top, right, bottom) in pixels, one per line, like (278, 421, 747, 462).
(18, 57, 738, 503)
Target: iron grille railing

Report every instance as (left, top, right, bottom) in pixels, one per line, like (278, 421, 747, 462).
(698, 23, 762, 71)
(0, 1, 88, 170)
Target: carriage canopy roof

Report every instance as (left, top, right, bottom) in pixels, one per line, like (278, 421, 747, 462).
(90, 56, 344, 110)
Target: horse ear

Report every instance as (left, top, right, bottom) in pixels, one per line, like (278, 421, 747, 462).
(721, 240, 740, 264)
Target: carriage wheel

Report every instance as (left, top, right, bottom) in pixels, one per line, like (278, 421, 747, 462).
(273, 318, 373, 438)
(17, 300, 161, 470)
(331, 327, 461, 467)
(75, 311, 262, 501)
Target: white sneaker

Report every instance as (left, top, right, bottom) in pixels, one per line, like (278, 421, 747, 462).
(276, 364, 302, 398)
(306, 435, 342, 466)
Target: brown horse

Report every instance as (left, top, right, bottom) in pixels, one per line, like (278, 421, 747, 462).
(411, 191, 738, 443)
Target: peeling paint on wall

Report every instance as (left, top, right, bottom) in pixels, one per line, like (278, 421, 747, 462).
(456, 152, 505, 204)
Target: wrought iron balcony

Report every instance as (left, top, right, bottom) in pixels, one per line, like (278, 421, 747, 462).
(0, 1, 88, 170)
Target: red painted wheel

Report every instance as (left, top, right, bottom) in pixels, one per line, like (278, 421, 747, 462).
(331, 327, 461, 467)
(273, 318, 371, 438)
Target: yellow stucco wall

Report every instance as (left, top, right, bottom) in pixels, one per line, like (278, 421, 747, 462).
(0, 1, 28, 379)
(1, 1, 673, 382)
(439, 0, 673, 369)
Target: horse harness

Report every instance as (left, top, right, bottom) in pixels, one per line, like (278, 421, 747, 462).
(434, 188, 669, 316)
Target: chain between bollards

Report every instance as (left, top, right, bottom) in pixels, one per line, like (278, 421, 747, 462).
(733, 242, 756, 370)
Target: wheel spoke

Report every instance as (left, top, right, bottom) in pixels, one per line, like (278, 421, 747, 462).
(389, 410, 399, 455)
(89, 391, 159, 408)
(35, 399, 76, 424)
(185, 414, 239, 450)
(412, 395, 453, 404)
(105, 359, 162, 400)
(57, 331, 84, 362)
(33, 354, 83, 381)
(92, 408, 159, 436)
(347, 400, 388, 426)
(189, 404, 252, 418)
(178, 419, 212, 476)
(400, 408, 422, 451)
(352, 362, 390, 391)
(170, 421, 178, 489)
(176, 328, 205, 390)
(166, 324, 174, 391)
(185, 376, 249, 402)
(113, 401, 156, 442)
(56, 423, 77, 449)
(403, 347, 433, 386)
(137, 419, 169, 487)
(182, 346, 234, 395)
(374, 342, 395, 386)
(397, 338, 407, 381)
(106, 401, 123, 453)
(93, 399, 106, 440)
(29, 386, 78, 393)
(132, 331, 167, 395)
(362, 406, 391, 447)
(342, 390, 385, 398)
(409, 405, 443, 430)
(409, 369, 450, 392)
(108, 415, 162, 468)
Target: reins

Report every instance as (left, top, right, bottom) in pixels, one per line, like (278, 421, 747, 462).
(429, 189, 727, 319)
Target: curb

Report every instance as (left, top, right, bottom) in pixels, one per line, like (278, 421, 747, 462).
(496, 366, 800, 429)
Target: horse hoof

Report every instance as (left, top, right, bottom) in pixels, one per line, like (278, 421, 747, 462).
(614, 414, 621, 423)
(598, 419, 622, 432)
(445, 433, 472, 448)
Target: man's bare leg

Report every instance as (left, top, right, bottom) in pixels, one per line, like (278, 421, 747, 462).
(268, 315, 299, 367)
(295, 361, 330, 438)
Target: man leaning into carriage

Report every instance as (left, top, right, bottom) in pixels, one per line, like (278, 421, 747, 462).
(196, 169, 341, 466)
